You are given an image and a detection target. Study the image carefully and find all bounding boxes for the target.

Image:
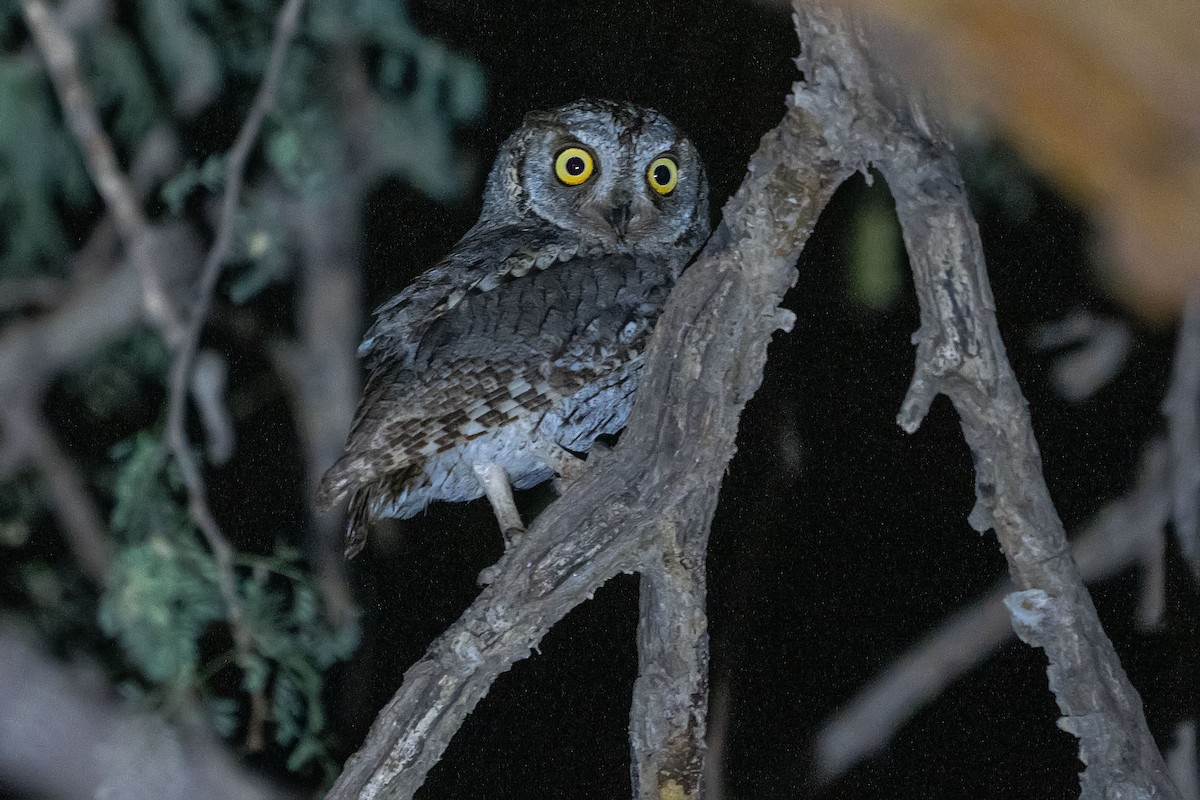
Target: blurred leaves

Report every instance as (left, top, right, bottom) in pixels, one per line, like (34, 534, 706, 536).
(1, 0, 470, 779)
(100, 532, 225, 684)
(0, 55, 93, 279)
(153, 0, 486, 304)
(59, 327, 171, 419)
(98, 434, 359, 771)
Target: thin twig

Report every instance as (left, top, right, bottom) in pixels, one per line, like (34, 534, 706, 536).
(22, 0, 306, 745)
(3, 406, 112, 583)
(159, 0, 306, 725)
(21, 0, 181, 335)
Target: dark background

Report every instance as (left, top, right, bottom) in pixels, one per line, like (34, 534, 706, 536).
(310, 1, 1199, 798)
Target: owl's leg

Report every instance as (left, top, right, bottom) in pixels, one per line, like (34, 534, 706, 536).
(472, 462, 525, 543)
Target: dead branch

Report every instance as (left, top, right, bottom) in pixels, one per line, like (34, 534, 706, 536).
(0, 618, 296, 800)
(815, 440, 1172, 783)
(850, 0, 1179, 784)
(21, 0, 181, 335)
(326, 13, 847, 800)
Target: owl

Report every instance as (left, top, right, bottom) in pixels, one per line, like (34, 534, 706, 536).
(316, 99, 710, 558)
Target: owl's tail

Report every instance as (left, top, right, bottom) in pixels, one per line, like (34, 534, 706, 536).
(315, 455, 355, 511)
(344, 489, 372, 560)
(317, 453, 423, 559)
(315, 454, 373, 560)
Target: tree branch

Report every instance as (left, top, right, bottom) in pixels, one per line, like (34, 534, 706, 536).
(22, 0, 306, 741)
(0, 277, 66, 314)
(274, 191, 363, 623)
(160, 0, 306, 661)
(830, 0, 1181, 787)
(8, 406, 112, 583)
(21, 0, 182, 335)
(0, 618, 296, 800)
(326, 29, 848, 798)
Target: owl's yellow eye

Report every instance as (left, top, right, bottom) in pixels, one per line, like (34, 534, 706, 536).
(647, 156, 678, 195)
(554, 146, 595, 186)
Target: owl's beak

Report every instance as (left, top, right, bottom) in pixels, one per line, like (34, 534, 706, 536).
(603, 202, 632, 236)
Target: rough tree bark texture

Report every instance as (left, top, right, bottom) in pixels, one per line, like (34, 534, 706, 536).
(327, 2, 1177, 798)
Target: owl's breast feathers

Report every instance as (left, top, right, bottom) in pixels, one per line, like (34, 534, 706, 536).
(315, 233, 682, 552)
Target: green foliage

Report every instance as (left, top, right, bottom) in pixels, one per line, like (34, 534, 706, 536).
(0, 55, 93, 279)
(0, 471, 41, 549)
(100, 532, 225, 684)
(238, 547, 360, 771)
(86, 30, 162, 143)
(150, 0, 485, 304)
(229, 185, 293, 304)
(100, 434, 359, 772)
(3, 0, 467, 779)
(109, 432, 183, 543)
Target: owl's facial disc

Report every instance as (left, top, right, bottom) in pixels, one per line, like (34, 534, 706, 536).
(500, 100, 709, 255)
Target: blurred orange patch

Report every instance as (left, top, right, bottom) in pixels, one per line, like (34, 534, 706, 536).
(825, 0, 1200, 320)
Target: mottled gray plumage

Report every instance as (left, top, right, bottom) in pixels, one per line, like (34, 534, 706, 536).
(316, 99, 710, 557)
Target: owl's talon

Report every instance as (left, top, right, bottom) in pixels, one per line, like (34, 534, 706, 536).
(477, 563, 502, 587)
(502, 524, 525, 548)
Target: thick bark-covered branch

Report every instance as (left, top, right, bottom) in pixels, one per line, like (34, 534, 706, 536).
(326, 41, 850, 800)
(630, 552, 710, 799)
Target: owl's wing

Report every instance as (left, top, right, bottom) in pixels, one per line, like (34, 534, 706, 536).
(357, 224, 582, 371)
(317, 250, 671, 518)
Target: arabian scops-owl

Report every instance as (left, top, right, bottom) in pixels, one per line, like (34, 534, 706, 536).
(317, 99, 710, 557)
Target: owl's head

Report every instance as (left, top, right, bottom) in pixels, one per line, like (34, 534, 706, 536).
(481, 99, 710, 256)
